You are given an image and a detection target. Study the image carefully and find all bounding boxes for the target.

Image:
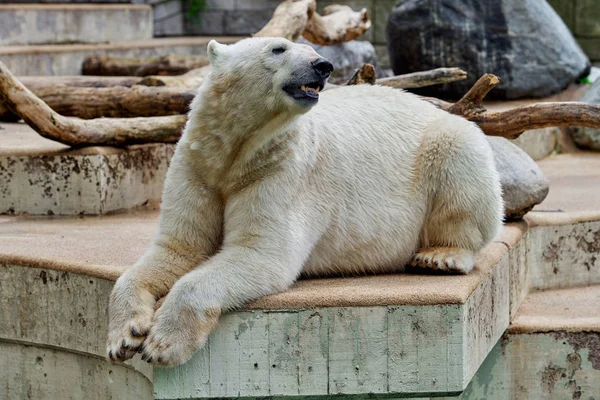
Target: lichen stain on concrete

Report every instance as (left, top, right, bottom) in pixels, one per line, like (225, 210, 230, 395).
(542, 236, 565, 263)
(576, 228, 600, 254)
(553, 332, 600, 371)
(540, 363, 566, 394)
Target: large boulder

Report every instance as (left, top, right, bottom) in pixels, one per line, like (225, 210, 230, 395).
(568, 78, 600, 151)
(297, 38, 386, 84)
(386, 0, 590, 100)
(488, 137, 549, 220)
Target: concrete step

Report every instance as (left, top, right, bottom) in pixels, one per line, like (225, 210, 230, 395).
(448, 285, 600, 399)
(0, 122, 174, 215)
(0, 36, 240, 75)
(0, 4, 153, 46)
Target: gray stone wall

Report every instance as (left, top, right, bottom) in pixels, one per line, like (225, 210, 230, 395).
(548, 0, 600, 63)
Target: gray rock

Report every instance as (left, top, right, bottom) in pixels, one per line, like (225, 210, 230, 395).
(568, 78, 600, 151)
(488, 137, 550, 221)
(386, 0, 590, 100)
(297, 38, 385, 84)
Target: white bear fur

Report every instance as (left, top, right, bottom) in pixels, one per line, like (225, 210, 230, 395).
(107, 37, 503, 366)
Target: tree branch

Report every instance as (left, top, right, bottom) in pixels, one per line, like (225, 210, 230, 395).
(0, 61, 185, 147)
(376, 67, 468, 89)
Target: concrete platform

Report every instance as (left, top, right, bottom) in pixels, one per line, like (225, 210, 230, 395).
(0, 123, 174, 215)
(1, 152, 599, 399)
(0, 36, 241, 76)
(0, 4, 152, 46)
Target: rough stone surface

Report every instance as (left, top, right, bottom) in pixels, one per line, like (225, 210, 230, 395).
(488, 137, 550, 220)
(0, 4, 153, 46)
(568, 79, 600, 150)
(386, 0, 591, 100)
(297, 37, 384, 84)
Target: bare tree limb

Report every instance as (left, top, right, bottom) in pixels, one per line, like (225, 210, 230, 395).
(17, 75, 143, 89)
(82, 54, 209, 77)
(254, 0, 316, 41)
(0, 61, 185, 147)
(471, 102, 600, 139)
(376, 67, 468, 89)
(302, 4, 371, 46)
(447, 73, 499, 117)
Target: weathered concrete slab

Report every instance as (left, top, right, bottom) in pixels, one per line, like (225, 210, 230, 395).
(0, 4, 153, 46)
(0, 36, 240, 76)
(0, 264, 153, 400)
(0, 123, 174, 215)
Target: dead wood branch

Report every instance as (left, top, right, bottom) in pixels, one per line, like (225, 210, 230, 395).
(138, 66, 211, 88)
(447, 73, 499, 117)
(254, 0, 316, 41)
(471, 102, 600, 139)
(82, 54, 209, 77)
(346, 64, 376, 85)
(0, 85, 194, 119)
(376, 68, 468, 89)
(0, 61, 185, 147)
(303, 4, 371, 45)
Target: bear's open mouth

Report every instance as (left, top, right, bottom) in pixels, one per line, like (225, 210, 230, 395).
(283, 80, 325, 102)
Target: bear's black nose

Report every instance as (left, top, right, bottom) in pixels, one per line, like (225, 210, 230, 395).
(312, 58, 333, 79)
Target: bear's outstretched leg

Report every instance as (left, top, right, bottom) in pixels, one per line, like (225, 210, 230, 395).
(107, 151, 223, 362)
(410, 114, 503, 274)
(139, 183, 316, 366)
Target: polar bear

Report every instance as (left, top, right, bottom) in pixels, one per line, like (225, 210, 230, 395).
(107, 37, 503, 366)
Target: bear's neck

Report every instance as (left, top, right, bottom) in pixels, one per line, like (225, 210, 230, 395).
(183, 81, 301, 193)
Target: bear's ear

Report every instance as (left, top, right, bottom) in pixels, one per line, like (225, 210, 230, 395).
(207, 40, 226, 64)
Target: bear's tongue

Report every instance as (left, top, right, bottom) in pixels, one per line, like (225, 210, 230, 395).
(300, 85, 320, 97)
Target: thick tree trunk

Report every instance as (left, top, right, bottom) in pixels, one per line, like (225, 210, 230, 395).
(302, 4, 371, 46)
(82, 54, 209, 77)
(254, 0, 316, 41)
(0, 61, 186, 147)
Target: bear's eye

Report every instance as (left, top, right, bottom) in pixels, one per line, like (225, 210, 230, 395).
(272, 46, 286, 55)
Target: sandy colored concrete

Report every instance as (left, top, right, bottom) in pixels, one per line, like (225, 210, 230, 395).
(509, 285, 600, 333)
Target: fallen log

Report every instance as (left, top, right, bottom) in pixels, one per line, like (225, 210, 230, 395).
(138, 66, 211, 88)
(18, 75, 143, 89)
(303, 4, 371, 46)
(376, 67, 468, 89)
(1, 85, 194, 120)
(0, 61, 185, 147)
(82, 54, 209, 77)
(254, 0, 316, 41)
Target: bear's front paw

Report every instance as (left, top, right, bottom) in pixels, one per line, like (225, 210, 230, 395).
(140, 296, 221, 366)
(106, 281, 155, 362)
(410, 247, 474, 274)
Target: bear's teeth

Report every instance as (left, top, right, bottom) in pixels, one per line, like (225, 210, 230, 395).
(301, 85, 307, 91)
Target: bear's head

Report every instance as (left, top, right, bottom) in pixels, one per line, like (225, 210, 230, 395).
(205, 37, 333, 115)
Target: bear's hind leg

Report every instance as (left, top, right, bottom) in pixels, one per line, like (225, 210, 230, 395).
(411, 115, 503, 275)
